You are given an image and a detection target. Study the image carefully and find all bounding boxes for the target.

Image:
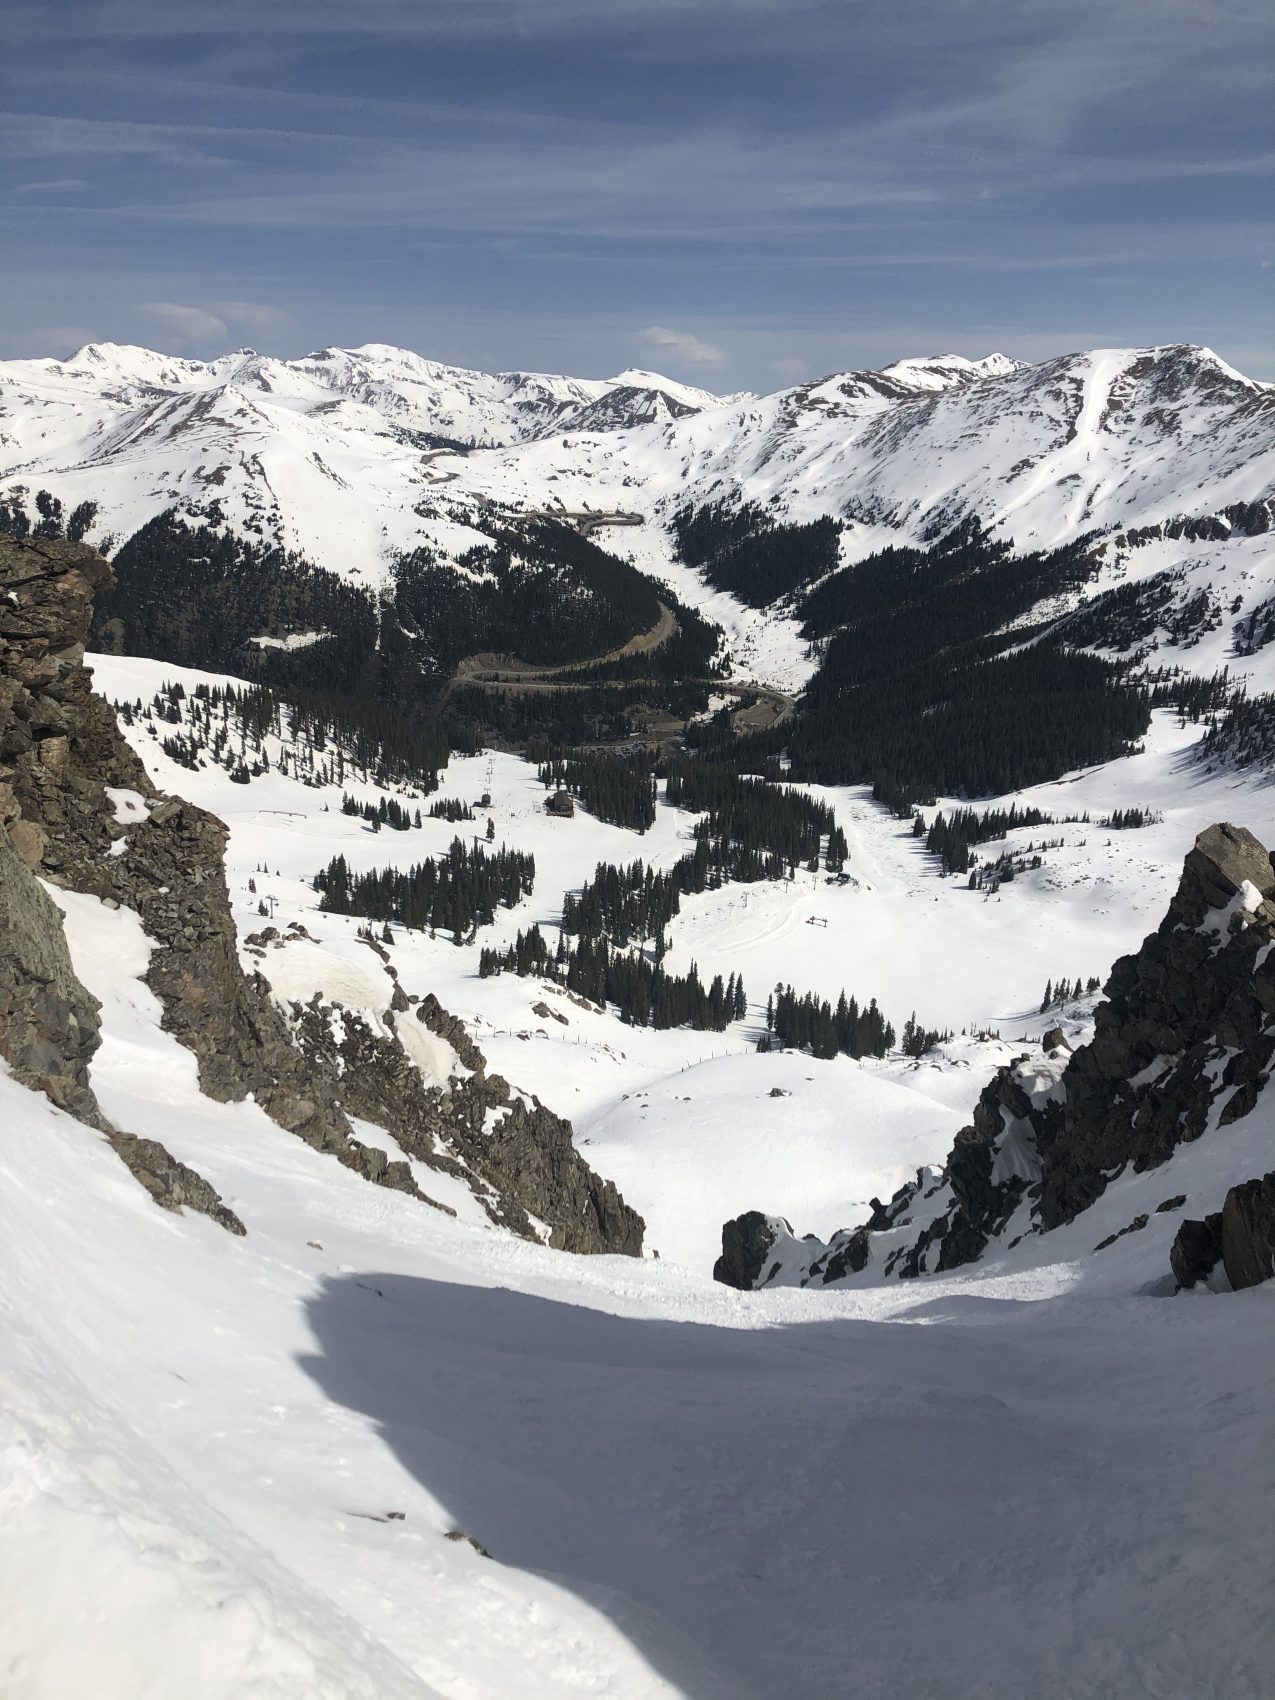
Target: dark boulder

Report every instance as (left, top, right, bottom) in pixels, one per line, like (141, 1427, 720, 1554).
(1170, 1216, 1224, 1289)
(714, 1212, 791, 1289)
(1220, 1173, 1275, 1290)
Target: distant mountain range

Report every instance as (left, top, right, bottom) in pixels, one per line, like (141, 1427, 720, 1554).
(2, 340, 1269, 590)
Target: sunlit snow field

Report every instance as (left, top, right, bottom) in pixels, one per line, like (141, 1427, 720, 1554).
(3, 627, 1274, 1699)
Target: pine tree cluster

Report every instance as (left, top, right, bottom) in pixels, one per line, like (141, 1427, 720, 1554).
(766, 985, 895, 1060)
(427, 797, 476, 822)
(919, 803, 1063, 874)
(710, 520, 1152, 809)
(393, 518, 662, 676)
(899, 1012, 954, 1058)
(341, 793, 421, 831)
(671, 501, 841, 608)
(1147, 667, 1238, 722)
(1040, 974, 1102, 1011)
(315, 838, 534, 941)
(0, 487, 98, 543)
(536, 753, 657, 832)
(1100, 807, 1162, 830)
(93, 510, 382, 696)
(478, 925, 746, 1033)
(666, 760, 841, 870)
(1197, 692, 1275, 775)
(121, 678, 445, 797)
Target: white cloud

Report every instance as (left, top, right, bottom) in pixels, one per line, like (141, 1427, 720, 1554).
(142, 301, 229, 349)
(13, 178, 85, 193)
(639, 324, 724, 365)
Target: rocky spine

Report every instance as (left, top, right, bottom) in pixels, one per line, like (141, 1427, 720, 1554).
(0, 535, 642, 1253)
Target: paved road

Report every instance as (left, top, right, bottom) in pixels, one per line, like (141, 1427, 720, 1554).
(525, 508, 644, 538)
(452, 600, 678, 690)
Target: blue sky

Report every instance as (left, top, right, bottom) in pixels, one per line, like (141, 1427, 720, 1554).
(3, 0, 1272, 388)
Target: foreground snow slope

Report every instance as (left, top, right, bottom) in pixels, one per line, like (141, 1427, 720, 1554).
(4, 939, 1273, 1700)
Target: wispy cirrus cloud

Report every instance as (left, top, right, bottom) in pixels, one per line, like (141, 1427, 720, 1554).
(12, 177, 86, 193)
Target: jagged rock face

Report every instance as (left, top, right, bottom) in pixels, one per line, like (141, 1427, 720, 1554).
(1, 532, 642, 1254)
(1, 535, 243, 1234)
(289, 991, 644, 1256)
(1035, 823, 1275, 1231)
(412, 996, 642, 1255)
(0, 834, 103, 1124)
(718, 822, 1275, 1292)
(907, 823, 1275, 1278)
(105, 1130, 246, 1235)
(915, 822, 1275, 1273)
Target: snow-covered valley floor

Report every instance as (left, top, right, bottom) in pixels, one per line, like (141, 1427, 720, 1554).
(87, 650, 1275, 1270)
(4, 649, 1275, 1698)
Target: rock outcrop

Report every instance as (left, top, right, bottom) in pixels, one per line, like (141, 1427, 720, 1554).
(290, 989, 643, 1254)
(716, 823, 1275, 1292)
(1171, 1173, 1275, 1291)
(713, 1211, 793, 1290)
(1, 536, 243, 1233)
(0, 833, 103, 1125)
(1, 533, 642, 1254)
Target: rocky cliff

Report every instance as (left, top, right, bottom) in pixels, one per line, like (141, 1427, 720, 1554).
(716, 822, 1275, 1293)
(0, 534, 643, 1254)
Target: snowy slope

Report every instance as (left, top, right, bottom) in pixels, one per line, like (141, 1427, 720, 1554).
(466, 342, 1274, 551)
(4, 946, 1274, 1700)
(0, 342, 737, 586)
(4, 595, 1275, 1695)
(89, 649, 1275, 1275)
(2, 339, 1270, 615)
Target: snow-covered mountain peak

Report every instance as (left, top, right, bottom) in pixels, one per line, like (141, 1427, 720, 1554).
(877, 351, 1025, 389)
(606, 368, 742, 410)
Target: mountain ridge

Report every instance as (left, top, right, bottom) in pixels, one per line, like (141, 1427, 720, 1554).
(3, 339, 1269, 607)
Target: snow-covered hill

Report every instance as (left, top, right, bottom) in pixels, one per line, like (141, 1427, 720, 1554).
(3, 339, 1269, 613)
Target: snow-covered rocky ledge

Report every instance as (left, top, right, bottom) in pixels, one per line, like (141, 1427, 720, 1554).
(717, 822, 1275, 1295)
